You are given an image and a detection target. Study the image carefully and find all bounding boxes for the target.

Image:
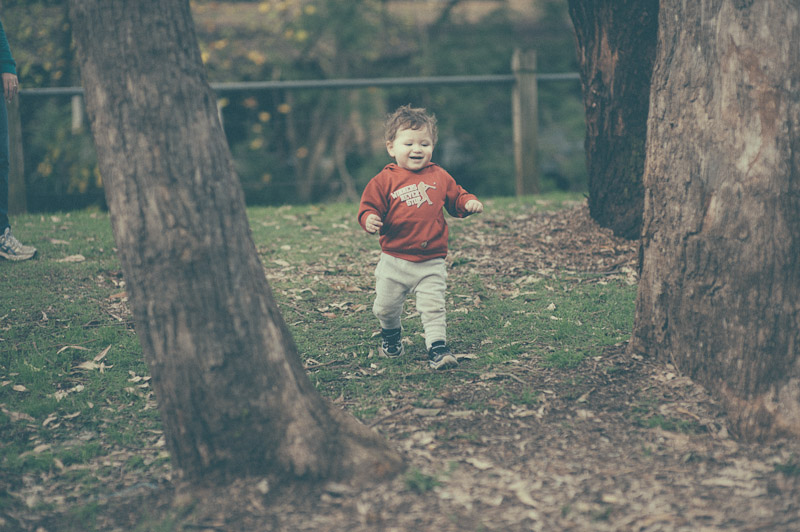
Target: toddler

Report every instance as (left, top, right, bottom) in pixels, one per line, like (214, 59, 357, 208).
(358, 105, 483, 369)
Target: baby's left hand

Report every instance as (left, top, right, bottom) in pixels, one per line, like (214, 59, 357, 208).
(465, 200, 484, 214)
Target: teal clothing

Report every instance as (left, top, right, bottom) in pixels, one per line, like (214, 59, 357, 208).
(0, 20, 15, 75)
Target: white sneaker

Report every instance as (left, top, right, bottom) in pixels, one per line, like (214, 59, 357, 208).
(0, 227, 36, 261)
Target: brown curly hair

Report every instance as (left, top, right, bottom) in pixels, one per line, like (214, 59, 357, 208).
(384, 104, 438, 145)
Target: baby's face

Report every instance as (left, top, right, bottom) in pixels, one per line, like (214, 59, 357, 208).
(386, 127, 434, 172)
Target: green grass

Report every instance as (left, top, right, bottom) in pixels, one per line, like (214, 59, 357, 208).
(628, 395, 705, 435)
(0, 194, 636, 522)
(404, 467, 441, 493)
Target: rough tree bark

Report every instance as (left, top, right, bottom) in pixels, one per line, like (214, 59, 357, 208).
(68, 0, 402, 482)
(631, 0, 800, 440)
(567, 0, 658, 240)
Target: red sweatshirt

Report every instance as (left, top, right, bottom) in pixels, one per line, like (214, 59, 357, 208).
(358, 163, 478, 262)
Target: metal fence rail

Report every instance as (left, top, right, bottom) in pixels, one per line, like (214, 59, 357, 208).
(19, 72, 578, 96)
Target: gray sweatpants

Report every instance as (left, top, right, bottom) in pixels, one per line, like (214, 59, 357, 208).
(373, 253, 447, 350)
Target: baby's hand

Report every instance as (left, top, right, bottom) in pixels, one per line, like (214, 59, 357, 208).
(465, 200, 484, 214)
(365, 213, 383, 234)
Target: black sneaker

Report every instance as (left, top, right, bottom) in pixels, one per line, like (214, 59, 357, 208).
(379, 328, 404, 358)
(0, 227, 36, 261)
(428, 341, 457, 370)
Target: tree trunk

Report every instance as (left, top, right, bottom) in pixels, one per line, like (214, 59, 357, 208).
(68, 0, 402, 483)
(631, 0, 800, 440)
(567, 0, 658, 240)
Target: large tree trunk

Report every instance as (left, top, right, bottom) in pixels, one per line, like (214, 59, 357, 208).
(631, 0, 800, 440)
(567, 0, 658, 240)
(68, 0, 402, 482)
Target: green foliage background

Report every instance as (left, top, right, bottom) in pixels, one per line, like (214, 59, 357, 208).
(4, 0, 585, 211)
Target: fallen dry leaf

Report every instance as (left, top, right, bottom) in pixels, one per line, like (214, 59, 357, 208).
(75, 360, 101, 371)
(57, 345, 90, 355)
(509, 481, 538, 508)
(55, 254, 86, 263)
(464, 457, 493, 470)
(94, 345, 111, 362)
(1, 406, 34, 422)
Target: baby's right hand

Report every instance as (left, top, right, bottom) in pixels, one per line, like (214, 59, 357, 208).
(365, 214, 383, 234)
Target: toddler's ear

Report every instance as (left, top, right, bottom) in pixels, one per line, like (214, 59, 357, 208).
(386, 140, 395, 157)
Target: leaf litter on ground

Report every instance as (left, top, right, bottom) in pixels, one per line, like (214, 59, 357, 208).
(1, 196, 799, 531)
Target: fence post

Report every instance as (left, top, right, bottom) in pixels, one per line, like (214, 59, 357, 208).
(71, 94, 84, 132)
(512, 48, 539, 195)
(8, 95, 26, 215)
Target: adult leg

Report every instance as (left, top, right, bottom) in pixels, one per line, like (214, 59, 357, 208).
(0, 99, 9, 232)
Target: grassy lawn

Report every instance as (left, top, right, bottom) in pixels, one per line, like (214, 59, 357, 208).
(0, 194, 637, 525)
